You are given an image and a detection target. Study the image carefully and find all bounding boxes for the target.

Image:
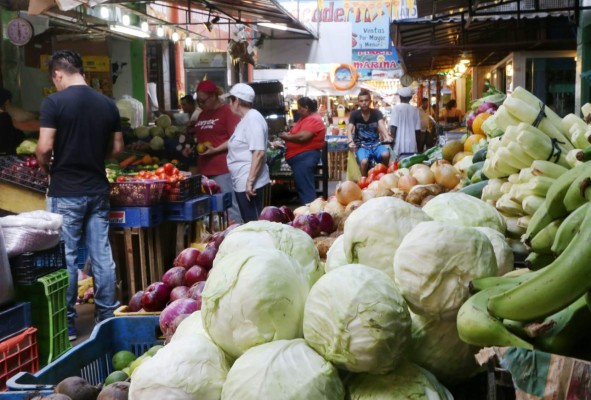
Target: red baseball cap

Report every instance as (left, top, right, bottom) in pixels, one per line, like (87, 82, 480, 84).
(196, 80, 217, 93)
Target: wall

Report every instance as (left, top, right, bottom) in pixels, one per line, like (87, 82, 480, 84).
(109, 37, 133, 100)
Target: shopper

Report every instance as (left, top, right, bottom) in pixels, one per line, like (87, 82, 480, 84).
(0, 89, 25, 155)
(189, 80, 243, 224)
(418, 97, 436, 152)
(180, 94, 201, 123)
(36, 50, 124, 340)
(390, 87, 420, 156)
(224, 83, 270, 222)
(279, 97, 326, 205)
(346, 90, 392, 177)
(439, 99, 464, 126)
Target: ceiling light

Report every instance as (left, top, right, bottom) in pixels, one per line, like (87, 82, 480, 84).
(185, 36, 192, 46)
(110, 24, 150, 38)
(122, 14, 130, 26)
(141, 21, 149, 32)
(172, 31, 180, 42)
(157, 26, 164, 37)
(460, 59, 470, 64)
(197, 41, 205, 52)
(100, 6, 109, 19)
(457, 63, 467, 74)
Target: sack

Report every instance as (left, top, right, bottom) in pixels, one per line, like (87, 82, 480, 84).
(0, 211, 63, 257)
(0, 227, 15, 307)
(346, 150, 362, 182)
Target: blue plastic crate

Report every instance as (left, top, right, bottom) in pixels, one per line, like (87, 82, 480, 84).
(0, 303, 31, 343)
(109, 205, 164, 228)
(9, 242, 65, 285)
(7, 316, 162, 391)
(210, 193, 232, 212)
(164, 195, 211, 221)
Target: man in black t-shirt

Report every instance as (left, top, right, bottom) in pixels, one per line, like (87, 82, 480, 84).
(346, 90, 392, 176)
(36, 50, 124, 341)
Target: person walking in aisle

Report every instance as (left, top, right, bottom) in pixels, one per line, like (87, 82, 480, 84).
(279, 97, 326, 205)
(36, 50, 123, 340)
(418, 97, 436, 152)
(346, 90, 392, 177)
(390, 87, 420, 156)
(224, 83, 270, 222)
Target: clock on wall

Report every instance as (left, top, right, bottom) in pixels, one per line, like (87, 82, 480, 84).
(6, 17, 34, 46)
(400, 74, 414, 87)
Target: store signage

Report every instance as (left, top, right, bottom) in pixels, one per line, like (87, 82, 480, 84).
(40, 55, 111, 72)
(353, 47, 401, 80)
(109, 211, 126, 224)
(280, 0, 416, 23)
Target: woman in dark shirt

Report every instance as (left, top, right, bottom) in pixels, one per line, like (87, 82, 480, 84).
(0, 89, 25, 155)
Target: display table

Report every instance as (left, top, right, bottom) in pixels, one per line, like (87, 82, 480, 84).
(0, 181, 45, 214)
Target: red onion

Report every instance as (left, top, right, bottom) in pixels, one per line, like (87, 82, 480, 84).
(128, 290, 144, 312)
(316, 212, 335, 235)
(159, 298, 200, 341)
(187, 281, 206, 301)
(292, 214, 321, 238)
(477, 102, 498, 115)
(169, 286, 190, 301)
(141, 282, 172, 312)
(185, 265, 208, 287)
(259, 206, 288, 223)
(161, 266, 186, 288)
(197, 244, 217, 270)
(466, 112, 476, 129)
(173, 248, 201, 269)
(279, 206, 294, 222)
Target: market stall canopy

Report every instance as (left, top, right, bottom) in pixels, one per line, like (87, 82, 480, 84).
(391, 0, 590, 77)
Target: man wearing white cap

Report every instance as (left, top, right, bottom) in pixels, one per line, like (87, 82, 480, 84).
(390, 86, 420, 156)
(224, 83, 270, 222)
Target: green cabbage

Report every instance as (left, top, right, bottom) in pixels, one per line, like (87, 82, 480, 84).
(394, 221, 498, 319)
(149, 126, 165, 138)
(343, 197, 432, 279)
(422, 192, 506, 233)
(347, 361, 453, 400)
(129, 334, 229, 400)
(325, 234, 347, 272)
(164, 125, 180, 138)
(202, 248, 309, 359)
(16, 139, 37, 155)
(221, 339, 344, 400)
(149, 136, 164, 151)
(216, 221, 322, 287)
(303, 264, 411, 374)
(170, 311, 207, 342)
(475, 227, 514, 276)
(156, 114, 172, 129)
(409, 312, 483, 386)
(134, 126, 150, 139)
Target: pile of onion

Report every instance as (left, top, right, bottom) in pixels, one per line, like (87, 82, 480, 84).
(335, 181, 362, 206)
(431, 160, 461, 190)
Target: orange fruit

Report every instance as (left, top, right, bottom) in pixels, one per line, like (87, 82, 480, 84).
(472, 112, 492, 136)
(464, 134, 486, 152)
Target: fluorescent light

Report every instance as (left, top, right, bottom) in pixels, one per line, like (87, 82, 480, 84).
(172, 31, 180, 42)
(110, 24, 150, 38)
(141, 21, 149, 32)
(157, 26, 164, 37)
(185, 36, 192, 46)
(197, 41, 205, 52)
(122, 14, 130, 26)
(258, 22, 309, 35)
(100, 6, 109, 19)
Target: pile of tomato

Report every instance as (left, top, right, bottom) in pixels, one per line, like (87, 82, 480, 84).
(357, 161, 399, 190)
(115, 163, 185, 183)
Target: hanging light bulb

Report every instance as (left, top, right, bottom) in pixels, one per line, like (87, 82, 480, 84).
(122, 14, 130, 26)
(100, 6, 109, 19)
(197, 41, 205, 53)
(185, 36, 192, 47)
(172, 31, 180, 42)
(157, 26, 164, 37)
(457, 63, 467, 74)
(141, 21, 149, 32)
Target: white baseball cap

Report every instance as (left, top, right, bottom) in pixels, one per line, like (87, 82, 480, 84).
(397, 86, 413, 97)
(222, 83, 255, 103)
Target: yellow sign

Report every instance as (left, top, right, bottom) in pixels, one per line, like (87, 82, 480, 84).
(40, 55, 111, 72)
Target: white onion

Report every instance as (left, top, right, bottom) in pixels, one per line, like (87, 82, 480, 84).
(433, 164, 461, 190)
(411, 168, 435, 185)
(398, 175, 419, 193)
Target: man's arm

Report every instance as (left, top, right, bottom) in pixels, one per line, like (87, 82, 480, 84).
(346, 122, 356, 149)
(245, 150, 266, 199)
(36, 127, 56, 174)
(378, 119, 393, 142)
(108, 131, 124, 159)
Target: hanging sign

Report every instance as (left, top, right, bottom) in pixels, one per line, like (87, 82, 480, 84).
(330, 64, 358, 90)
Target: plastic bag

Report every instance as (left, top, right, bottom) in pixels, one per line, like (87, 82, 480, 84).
(0, 227, 15, 307)
(0, 211, 63, 257)
(346, 150, 361, 182)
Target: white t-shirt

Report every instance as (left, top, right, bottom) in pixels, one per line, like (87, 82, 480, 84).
(390, 103, 420, 155)
(227, 109, 270, 192)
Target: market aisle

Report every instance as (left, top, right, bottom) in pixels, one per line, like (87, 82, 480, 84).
(71, 303, 95, 346)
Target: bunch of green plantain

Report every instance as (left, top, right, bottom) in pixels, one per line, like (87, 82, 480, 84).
(458, 161, 591, 358)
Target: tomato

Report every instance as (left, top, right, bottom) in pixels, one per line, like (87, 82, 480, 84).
(357, 176, 370, 189)
(373, 163, 387, 175)
(166, 176, 178, 183)
(163, 163, 174, 175)
(155, 167, 165, 175)
(387, 161, 399, 173)
(375, 172, 385, 181)
(368, 170, 376, 183)
(116, 175, 127, 182)
(172, 167, 180, 176)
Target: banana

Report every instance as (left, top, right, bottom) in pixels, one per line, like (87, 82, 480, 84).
(533, 295, 591, 357)
(523, 201, 553, 243)
(488, 202, 591, 321)
(524, 252, 555, 271)
(530, 160, 568, 179)
(551, 202, 590, 256)
(469, 269, 537, 294)
(529, 218, 563, 254)
(457, 283, 534, 349)
(545, 161, 591, 219)
(563, 173, 591, 212)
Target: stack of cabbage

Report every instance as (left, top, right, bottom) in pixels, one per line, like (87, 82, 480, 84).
(127, 195, 520, 399)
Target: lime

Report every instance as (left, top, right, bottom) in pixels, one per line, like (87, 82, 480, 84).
(104, 370, 128, 386)
(121, 367, 130, 376)
(145, 345, 163, 357)
(112, 350, 136, 371)
(128, 355, 151, 377)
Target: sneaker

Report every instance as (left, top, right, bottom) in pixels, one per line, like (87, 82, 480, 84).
(68, 325, 77, 341)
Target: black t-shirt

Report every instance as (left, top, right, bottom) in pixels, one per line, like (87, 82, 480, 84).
(40, 85, 121, 196)
(348, 109, 384, 145)
(0, 112, 25, 155)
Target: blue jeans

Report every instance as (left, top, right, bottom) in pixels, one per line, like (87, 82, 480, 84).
(355, 143, 390, 165)
(235, 185, 267, 223)
(47, 195, 120, 324)
(287, 150, 321, 205)
(210, 173, 243, 224)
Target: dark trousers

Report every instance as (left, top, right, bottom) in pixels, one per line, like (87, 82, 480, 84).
(235, 185, 267, 223)
(286, 150, 321, 205)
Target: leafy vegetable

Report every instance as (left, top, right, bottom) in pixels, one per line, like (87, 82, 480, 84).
(422, 192, 506, 233)
(215, 221, 322, 287)
(156, 114, 172, 129)
(134, 126, 150, 139)
(324, 234, 347, 272)
(16, 139, 37, 155)
(343, 197, 432, 279)
(303, 264, 411, 374)
(221, 339, 344, 400)
(475, 227, 514, 276)
(170, 310, 208, 342)
(149, 136, 164, 151)
(346, 361, 453, 400)
(394, 221, 498, 319)
(202, 248, 309, 359)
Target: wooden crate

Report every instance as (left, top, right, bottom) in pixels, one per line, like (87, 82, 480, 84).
(328, 150, 348, 181)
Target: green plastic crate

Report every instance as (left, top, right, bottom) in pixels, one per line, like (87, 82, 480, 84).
(15, 270, 71, 367)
